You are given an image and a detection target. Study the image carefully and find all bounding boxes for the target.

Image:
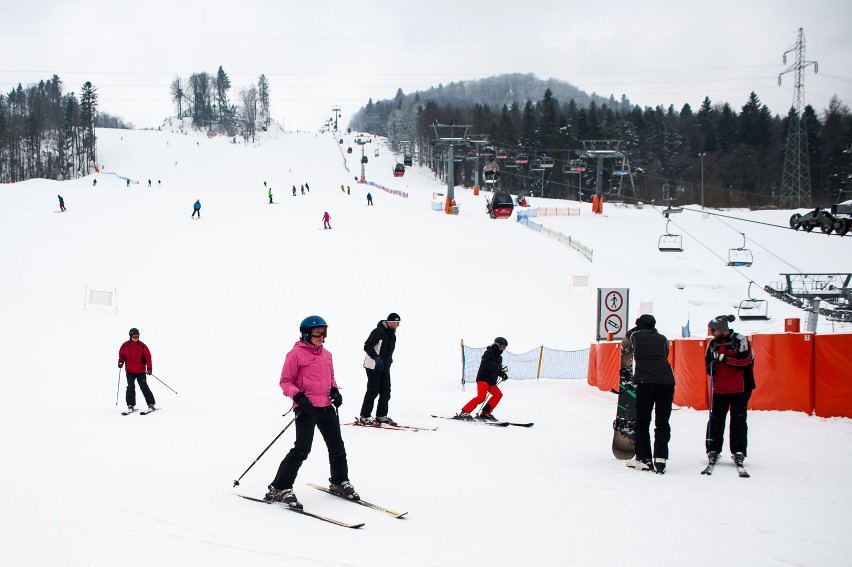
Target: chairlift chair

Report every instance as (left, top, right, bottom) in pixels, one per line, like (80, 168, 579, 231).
(738, 282, 770, 320)
(393, 163, 405, 177)
(727, 233, 754, 267)
(496, 149, 508, 160)
(658, 220, 683, 252)
(403, 155, 413, 166)
(516, 153, 529, 165)
(505, 155, 518, 168)
(540, 156, 554, 168)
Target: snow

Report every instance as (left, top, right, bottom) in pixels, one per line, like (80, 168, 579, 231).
(1, 125, 850, 567)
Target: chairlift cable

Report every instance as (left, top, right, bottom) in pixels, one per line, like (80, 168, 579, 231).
(710, 214, 803, 273)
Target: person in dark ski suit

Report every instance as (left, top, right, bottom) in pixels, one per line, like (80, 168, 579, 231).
(265, 315, 359, 509)
(623, 315, 675, 473)
(358, 313, 401, 424)
(118, 328, 156, 412)
(458, 337, 509, 421)
(366, 192, 373, 205)
(192, 199, 201, 219)
(705, 315, 754, 468)
(57, 195, 66, 212)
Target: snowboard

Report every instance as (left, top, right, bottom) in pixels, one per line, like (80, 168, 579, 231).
(612, 369, 637, 460)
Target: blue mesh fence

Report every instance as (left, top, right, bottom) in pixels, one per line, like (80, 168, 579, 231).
(461, 343, 590, 387)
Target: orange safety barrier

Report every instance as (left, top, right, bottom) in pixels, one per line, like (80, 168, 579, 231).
(671, 339, 710, 410)
(748, 333, 814, 413)
(587, 344, 598, 387)
(814, 334, 852, 418)
(595, 341, 621, 392)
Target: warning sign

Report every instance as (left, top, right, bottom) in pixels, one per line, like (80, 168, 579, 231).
(596, 288, 630, 341)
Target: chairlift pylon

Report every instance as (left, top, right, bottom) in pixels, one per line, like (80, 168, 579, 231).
(738, 282, 770, 320)
(727, 233, 754, 267)
(658, 219, 683, 252)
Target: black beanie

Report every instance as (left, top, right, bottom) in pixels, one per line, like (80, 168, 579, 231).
(635, 314, 656, 329)
(387, 313, 401, 322)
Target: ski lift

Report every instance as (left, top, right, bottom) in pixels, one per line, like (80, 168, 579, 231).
(530, 158, 545, 172)
(480, 146, 496, 160)
(540, 156, 554, 168)
(361, 155, 368, 164)
(516, 153, 529, 165)
(505, 155, 518, 168)
(374, 148, 379, 157)
(658, 220, 683, 252)
(339, 139, 343, 144)
(496, 149, 508, 160)
(393, 163, 405, 177)
(727, 233, 754, 267)
(564, 159, 587, 173)
(403, 154, 413, 166)
(347, 147, 353, 154)
(483, 162, 500, 184)
(738, 282, 770, 320)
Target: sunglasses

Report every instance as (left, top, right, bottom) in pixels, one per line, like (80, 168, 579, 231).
(310, 330, 327, 338)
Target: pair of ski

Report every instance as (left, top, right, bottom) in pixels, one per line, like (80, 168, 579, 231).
(236, 483, 407, 529)
(121, 407, 159, 416)
(701, 455, 750, 478)
(430, 415, 534, 428)
(346, 419, 437, 432)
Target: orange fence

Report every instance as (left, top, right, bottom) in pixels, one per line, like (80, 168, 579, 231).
(589, 333, 852, 417)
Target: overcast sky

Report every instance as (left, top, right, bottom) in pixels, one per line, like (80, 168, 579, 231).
(2, 0, 850, 131)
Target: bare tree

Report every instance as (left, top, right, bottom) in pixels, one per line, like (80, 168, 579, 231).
(170, 77, 186, 118)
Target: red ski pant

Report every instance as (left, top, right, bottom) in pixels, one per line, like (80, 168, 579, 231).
(462, 381, 502, 414)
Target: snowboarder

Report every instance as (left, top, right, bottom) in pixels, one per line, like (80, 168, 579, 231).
(623, 315, 675, 474)
(268, 186, 273, 204)
(118, 328, 156, 413)
(57, 195, 66, 212)
(457, 337, 509, 421)
(366, 192, 372, 205)
(705, 315, 754, 469)
(358, 313, 401, 425)
(192, 199, 201, 219)
(265, 315, 359, 509)
(322, 211, 331, 229)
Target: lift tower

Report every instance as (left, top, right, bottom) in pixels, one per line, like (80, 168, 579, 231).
(778, 28, 818, 209)
(431, 122, 471, 213)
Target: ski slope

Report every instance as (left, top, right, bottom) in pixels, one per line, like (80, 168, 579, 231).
(0, 124, 850, 567)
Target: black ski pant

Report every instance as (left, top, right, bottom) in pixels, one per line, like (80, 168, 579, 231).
(633, 382, 674, 462)
(359, 368, 391, 418)
(125, 372, 155, 407)
(271, 406, 349, 490)
(706, 391, 750, 456)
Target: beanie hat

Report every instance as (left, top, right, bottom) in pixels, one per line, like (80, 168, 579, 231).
(635, 314, 656, 329)
(708, 317, 729, 332)
(387, 313, 401, 323)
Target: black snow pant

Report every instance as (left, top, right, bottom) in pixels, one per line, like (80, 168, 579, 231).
(359, 368, 391, 418)
(706, 391, 750, 456)
(126, 372, 155, 407)
(633, 382, 674, 462)
(271, 406, 349, 490)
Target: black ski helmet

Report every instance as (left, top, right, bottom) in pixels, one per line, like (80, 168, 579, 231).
(494, 337, 508, 348)
(299, 315, 328, 340)
(128, 328, 140, 337)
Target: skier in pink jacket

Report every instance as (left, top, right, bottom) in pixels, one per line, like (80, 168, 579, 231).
(265, 315, 359, 508)
(322, 211, 331, 229)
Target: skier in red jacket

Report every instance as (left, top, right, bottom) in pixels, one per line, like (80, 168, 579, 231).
(118, 328, 156, 413)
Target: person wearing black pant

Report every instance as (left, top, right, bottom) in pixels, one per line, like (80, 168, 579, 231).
(359, 313, 400, 425)
(266, 315, 358, 508)
(117, 328, 156, 412)
(705, 315, 754, 469)
(623, 315, 675, 474)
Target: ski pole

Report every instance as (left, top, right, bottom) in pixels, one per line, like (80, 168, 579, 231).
(233, 410, 296, 487)
(149, 373, 178, 395)
(476, 375, 506, 416)
(115, 368, 122, 406)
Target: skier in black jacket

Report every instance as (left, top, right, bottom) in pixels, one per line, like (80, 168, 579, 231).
(358, 313, 400, 424)
(457, 337, 509, 422)
(623, 315, 676, 473)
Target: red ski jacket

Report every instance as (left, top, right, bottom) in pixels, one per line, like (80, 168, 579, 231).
(118, 340, 153, 374)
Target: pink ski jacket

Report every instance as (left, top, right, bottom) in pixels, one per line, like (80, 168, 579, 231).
(279, 340, 337, 408)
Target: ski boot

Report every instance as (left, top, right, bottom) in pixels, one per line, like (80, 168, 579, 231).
(477, 404, 498, 422)
(264, 485, 302, 509)
(706, 451, 719, 465)
(375, 416, 396, 425)
(626, 458, 655, 471)
(453, 412, 474, 421)
(654, 458, 667, 474)
(328, 479, 360, 501)
(357, 416, 374, 426)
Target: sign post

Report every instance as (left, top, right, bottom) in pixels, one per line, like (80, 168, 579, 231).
(596, 287, 629, 341)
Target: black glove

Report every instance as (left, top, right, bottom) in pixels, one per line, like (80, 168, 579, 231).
(330, 387, 343, 408)
(499, 371, 508, 380)
(293, 392, 314, 415)
(118, 362, 123, 368)
(374, 358, 385, 371)
(146, 369, 152, 375)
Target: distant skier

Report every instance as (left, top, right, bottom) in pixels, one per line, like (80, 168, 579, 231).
(366, 192, 373, 206)
(322, 211, 331, 230)
(118, 328, 156, 413)
(340, 184, 344, 192)
(268, 186, 273, 204)
(126, 179, 130, 188)
(192, 199, 201, 219)
(456, 337, 509, 421)
(301, 185, 305, 195)
(57, 195, 66, 212)
(292, 185, 297, 196)
(92, 178, 97, 187)
(305, 182, 310, 193)
(148, 179, 152, 187)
